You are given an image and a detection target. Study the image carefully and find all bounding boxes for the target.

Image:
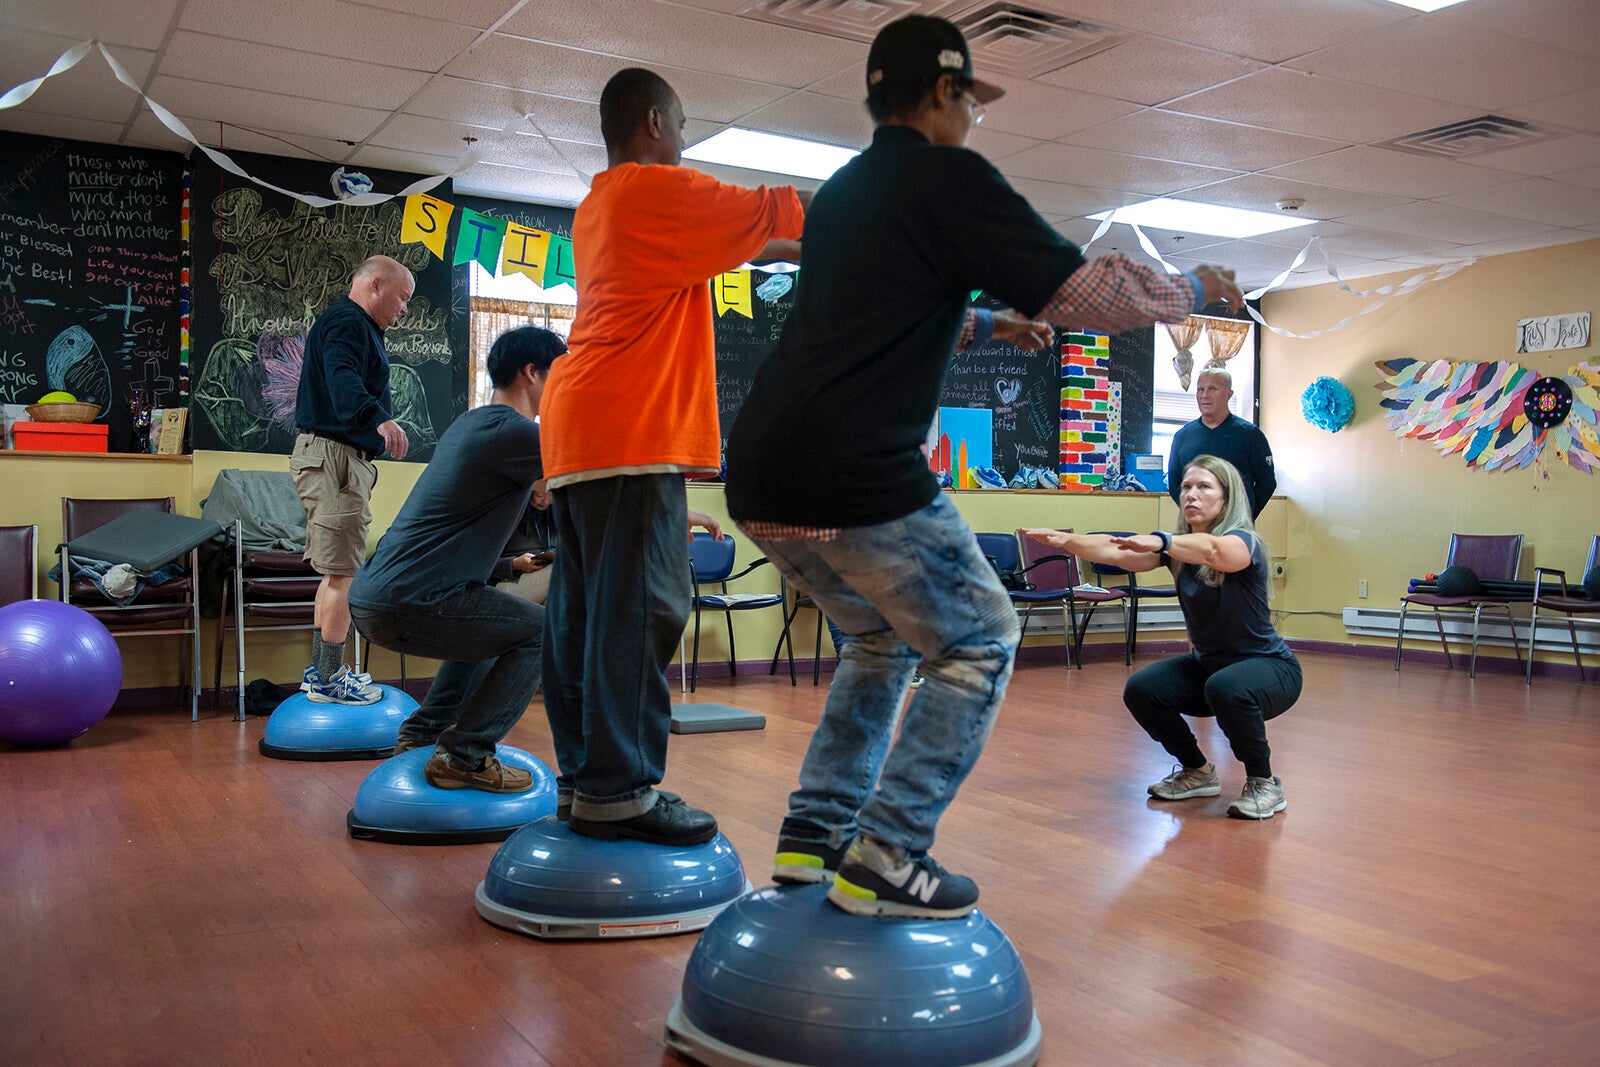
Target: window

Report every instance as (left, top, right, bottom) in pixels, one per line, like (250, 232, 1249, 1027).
(466, 261, 576, 408)
(1149, 316, 1257, 462)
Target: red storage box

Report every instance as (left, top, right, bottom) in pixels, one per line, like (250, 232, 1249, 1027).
(12, 421, 110, 453)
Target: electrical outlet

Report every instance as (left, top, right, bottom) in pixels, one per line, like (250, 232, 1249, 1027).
(1270, 562, 1286, 579)
(1358, 578, 1369, 599)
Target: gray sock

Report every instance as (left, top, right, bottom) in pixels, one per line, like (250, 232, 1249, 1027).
(315, 638, 346, 683)
(310, 632, 324, 674)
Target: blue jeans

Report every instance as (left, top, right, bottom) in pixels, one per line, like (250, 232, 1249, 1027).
(749, 494, 1020, 855)
(1124, 652, 1301, 779)
(350, 586, 543, 769)
(542, 475, 690, 820)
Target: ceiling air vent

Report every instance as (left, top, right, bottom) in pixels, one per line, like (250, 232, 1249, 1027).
(1377, 115, 1574, 159)
(740, 1, 1123, 77)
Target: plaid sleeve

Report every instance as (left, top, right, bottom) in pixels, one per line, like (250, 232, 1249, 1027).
(1038, 254, 1198, 334)
(956, 307, 977, 350)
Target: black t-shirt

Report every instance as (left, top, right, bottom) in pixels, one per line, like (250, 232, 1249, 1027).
(293, 295, 394, 457)
(349, 405, 541, 610)
(725, 125, 1085, 528)
(1175, 531, 1293, 669)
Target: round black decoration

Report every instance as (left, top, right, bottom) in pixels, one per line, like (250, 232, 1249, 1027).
(1435, 565, 1481, 597)
(1523, 376, 1573, 430)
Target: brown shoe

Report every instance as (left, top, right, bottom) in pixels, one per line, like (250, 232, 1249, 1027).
(391, 735, 432, 755)
(423, 752, 532, 794)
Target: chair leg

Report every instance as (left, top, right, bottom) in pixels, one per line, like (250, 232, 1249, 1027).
(1431, 608, 1455, 670)
(1058, 600, 1071, 666)
(769, 601, 799, 679)
(1526, 606, 1540, 685)
(190, 547, 202, 722)
(690, 607, 703, 694)
(1124, 595, 1136, 666)
(724, 612, 738, 680)
(1394, 601, 1409, 671)
(812, 609, 823, 686)
(1065, 599, 1082, 669)
(1469, 605, 1483, 680)
(1500, 605, 1522, 672)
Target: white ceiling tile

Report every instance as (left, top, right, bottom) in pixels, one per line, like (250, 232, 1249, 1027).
(0, 110, 130, 145)
(964, 127, 1043, 162)
(346, 143, 462, 178)
(1339, 200, 1556, 244)
(1035, 38, 1261, 107)
(0, 36, 153, 125)
(1006, 177, 1125, 219)
(1286, 19, 1600, 112)
(1042, 0, 1407, 63)
(804, 63, 867, 102)
(0, 0, 184, 51)
(1517, 87, 1600, 136)
(1550, 164, 1600, 193)
(1000, 142, 1239, 197)
(1166, 68, 1469, 145)
(683, 159, 823, 195)
(1468, 133, 1600, 177)
(1435, 177, 1600, 228)
(499, 0, 865, 88)
(162, 31, 430, 112)
(185, 120, 356, 166)
(444, 33, 791, 123)
(121, 109, 192, 153)
(1060, 110, 1345, 172)
(406, 78, 604, 146)
(1267, 145, 1517, 199)
(147, 75, 390, 143)
(354, 0, 516, 29)
(178, 0, 480, 71)
(1184, 172, 1414, 222)
(734, 92, 872, 151)
(1441, 0, 1600, 61)
(974, 75, 1140, 141)
(1169, 240, 1308, 272)
(453, 161, 593, 206)
(1445, 229, 1596, 260)
(1287, 225, 1465, 261)
(370, 112, 607, 179)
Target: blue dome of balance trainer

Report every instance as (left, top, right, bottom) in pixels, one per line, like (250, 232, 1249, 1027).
(259, 686, 417, 761)
(347, 745, 557, 844)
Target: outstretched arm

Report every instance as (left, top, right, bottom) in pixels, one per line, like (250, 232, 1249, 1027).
(1017, 529, 1164, 573)
(1107, 531, 1253, 574)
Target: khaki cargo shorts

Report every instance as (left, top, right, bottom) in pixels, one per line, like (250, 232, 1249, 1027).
(291, 432, 377, 577)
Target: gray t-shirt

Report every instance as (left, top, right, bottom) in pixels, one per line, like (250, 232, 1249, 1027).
(1174, 530, 1293, 669)
(350, 405, 541, 610)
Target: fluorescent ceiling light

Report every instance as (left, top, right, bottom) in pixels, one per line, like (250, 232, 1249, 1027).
(1382, 0, 1472, 10)
(683, 128, 858, 181)
(1089, 198, 1318, 239)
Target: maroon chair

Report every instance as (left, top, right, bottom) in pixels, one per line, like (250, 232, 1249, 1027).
(59, 497, 204, 720)
(214, 519, 322, 720)
(1014, 530, 1128, 669)
(1395, 533, 1523, 679)
(1526, 535, 1600, 685)
(0, 524, 39, 607)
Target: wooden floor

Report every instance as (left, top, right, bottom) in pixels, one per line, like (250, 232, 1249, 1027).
(3, 653, 1598, 1066)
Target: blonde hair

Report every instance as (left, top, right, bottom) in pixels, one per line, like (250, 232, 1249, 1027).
(1173, 454, 1258, 587)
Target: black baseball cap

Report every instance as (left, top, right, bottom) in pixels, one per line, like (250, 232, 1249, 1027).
(866, 15, 1005, 104)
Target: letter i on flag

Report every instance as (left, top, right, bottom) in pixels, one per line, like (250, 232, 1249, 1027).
(454, 208, 508, 271)
(501, 223, 551, 284)
(401, 194, 453, 259)
(714, 270, 753, 318)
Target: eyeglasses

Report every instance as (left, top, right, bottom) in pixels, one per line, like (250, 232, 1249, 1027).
(960, 89, 986, 126)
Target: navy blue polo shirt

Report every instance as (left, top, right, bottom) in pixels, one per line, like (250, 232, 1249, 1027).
(725, 124, 1085, 528)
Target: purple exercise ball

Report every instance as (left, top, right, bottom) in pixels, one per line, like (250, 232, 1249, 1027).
(0, 600, 123, 747)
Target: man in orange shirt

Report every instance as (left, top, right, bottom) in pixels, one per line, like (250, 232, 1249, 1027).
(538, 67, 805, 847)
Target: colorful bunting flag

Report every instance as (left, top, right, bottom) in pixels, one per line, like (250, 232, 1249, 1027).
(401, 194, 453, 259)
(500, 223, 552, 284)
(454, 208, 508, 271)
(714, 270, 753, 319)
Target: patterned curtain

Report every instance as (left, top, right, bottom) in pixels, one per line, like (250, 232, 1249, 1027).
(1165, 317, 1204, 390)
(468, 297, 575, 408)
(1204, 318, 1251, 365)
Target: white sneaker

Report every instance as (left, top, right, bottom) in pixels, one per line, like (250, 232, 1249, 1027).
(301, 664, 374, 693)
(1148, 763, 1221, 800)
(1227, 776, 1286, 820)
(306, 665, 383, 705)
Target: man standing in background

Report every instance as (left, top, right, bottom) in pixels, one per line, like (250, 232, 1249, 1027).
(291, 254, 412, 706)
(1167, 364, 1276, 519)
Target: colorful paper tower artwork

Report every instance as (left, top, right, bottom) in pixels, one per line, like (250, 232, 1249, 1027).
(933, 407, 994, 489)
(1060, 333, 1111, 487)
(1106, 380, 1123, 478)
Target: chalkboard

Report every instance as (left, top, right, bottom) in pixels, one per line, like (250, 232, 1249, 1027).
(942, 295, 1063, 480)
(0, 131, 183, 451)
(1107, 326, 1154, 460)
(189, 149, 467, 460)
(713, 267, 797, 441)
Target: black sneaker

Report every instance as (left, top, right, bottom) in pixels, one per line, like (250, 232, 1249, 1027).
(568, 793, 717, 847)
(828, 838, 979, 919)
(773, 819, 850, 885)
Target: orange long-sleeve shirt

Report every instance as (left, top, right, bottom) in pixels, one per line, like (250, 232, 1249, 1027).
(540, 164, 805, 484)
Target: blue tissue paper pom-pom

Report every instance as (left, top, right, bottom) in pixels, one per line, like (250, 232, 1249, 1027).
(1301, 376, 1355, 433)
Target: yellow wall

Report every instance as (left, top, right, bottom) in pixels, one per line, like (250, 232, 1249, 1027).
(1257, 237, 1600, 656)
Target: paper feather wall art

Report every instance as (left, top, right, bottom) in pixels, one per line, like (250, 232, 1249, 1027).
(1373, 356, 1600, 473)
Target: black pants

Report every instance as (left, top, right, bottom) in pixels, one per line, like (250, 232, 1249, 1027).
(1123, 652, 1301, 779)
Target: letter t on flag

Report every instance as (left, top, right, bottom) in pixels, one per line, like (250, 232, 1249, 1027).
(401, 194, 453, 259)
(454, 208, 508, 271)
(714, 270, 753, 318)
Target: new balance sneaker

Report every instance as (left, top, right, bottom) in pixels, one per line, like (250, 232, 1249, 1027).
(301, 664, 374, 693)
(773, 820, 851, 885)
(1227, 776, 1286, 820)
(909, 672, 925, 689)
(1147, 762, 1221, 800)
(568, 793, 717, 847)
(423, 752, 533, 794)
(828, 837, 978, 919)
(305, 665, 383, 705)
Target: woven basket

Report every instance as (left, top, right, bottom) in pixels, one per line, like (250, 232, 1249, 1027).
(26, 401, 102, 423)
